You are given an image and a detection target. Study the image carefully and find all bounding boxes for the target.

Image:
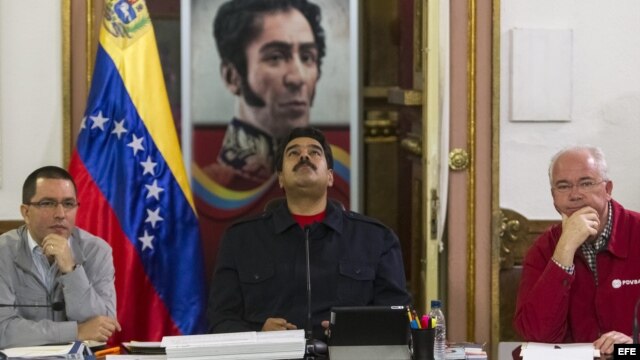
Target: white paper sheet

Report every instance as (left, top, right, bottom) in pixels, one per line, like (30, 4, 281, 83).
(521, 342, 599, 360)
(1, 343, 74, 358)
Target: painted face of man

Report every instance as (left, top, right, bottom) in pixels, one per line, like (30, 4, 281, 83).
(237, 8, 320, 139)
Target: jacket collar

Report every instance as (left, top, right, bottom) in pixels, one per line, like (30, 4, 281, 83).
(272, 198, 344, 235)
(16, 226, 34, 272)
(607, 199, 630, 259)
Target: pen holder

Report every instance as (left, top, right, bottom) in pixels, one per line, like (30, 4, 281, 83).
(410, 328, 435, 360)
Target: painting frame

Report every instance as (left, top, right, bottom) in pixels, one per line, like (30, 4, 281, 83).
(180, 0, 361, 210)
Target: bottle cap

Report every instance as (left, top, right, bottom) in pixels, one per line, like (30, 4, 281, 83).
(431, 299, 442, 308)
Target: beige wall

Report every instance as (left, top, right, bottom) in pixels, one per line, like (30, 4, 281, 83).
(500, 0, 640, 219)
(0, 1, 63, 219)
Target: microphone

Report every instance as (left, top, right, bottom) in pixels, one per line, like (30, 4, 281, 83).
(303, 226, 327, 359)
(634, 297, 640, 343)
(0, 302, 65, 311)
(305, 226, 312, 341)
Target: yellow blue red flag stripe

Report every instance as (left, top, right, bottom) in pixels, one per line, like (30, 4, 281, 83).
(68, 0, 205, 342)
(192, 145, 350, 211)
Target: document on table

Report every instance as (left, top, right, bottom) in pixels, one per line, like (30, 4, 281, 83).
(122, 341, 165, 354)
(161, 329, 305, 359)
(521, 342, 600, 360)
(1, 343, 76, 358)
(106, 356, 166, 360)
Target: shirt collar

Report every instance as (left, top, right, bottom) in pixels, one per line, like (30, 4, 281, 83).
(26, 230, 72, 253)
(592, 200, 613, 251)
(27, 231, 40, 254)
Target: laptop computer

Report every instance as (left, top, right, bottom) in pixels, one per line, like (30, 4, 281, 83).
(327, 305, 411, 360)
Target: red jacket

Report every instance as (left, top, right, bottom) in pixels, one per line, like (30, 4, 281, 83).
(514, 200, 640, 342)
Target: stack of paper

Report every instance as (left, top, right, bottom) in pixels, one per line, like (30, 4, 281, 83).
(1, 341, 87, 359)
(446, 344, 487, 360)
(521, 342, 599, 360)
(444, 347, 466, 359)
(161, 330, 305, 360)
(122, 341, 165, 354)
(465, 344, 488, 360)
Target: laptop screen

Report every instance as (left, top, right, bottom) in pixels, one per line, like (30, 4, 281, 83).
(328, 305, 410, 346)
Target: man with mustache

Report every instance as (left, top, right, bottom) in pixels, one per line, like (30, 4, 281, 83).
(207, 127, 411, 342)
(0, 166, 120, 348)
(514, 146, 640, 356)
(203, 0, 326, 189)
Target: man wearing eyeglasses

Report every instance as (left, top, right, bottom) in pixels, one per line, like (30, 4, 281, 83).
(514, 146, 640, 356)
(0, 166, 120, 348)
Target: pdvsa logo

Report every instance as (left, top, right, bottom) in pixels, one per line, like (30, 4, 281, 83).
(612, 278, 640, 289)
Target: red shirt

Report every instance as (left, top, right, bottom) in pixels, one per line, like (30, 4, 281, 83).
(514, 200, 640, 342)
(292, 211, 326, 229)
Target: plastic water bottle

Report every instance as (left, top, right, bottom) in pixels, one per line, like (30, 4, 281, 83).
(429, 299, 446, 360)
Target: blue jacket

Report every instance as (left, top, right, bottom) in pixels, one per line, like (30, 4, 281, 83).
(207, 199, 411, 339)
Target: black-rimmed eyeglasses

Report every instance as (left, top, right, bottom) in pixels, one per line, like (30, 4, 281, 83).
(552, 179, 606, 194)
(25, 200, 80, 210)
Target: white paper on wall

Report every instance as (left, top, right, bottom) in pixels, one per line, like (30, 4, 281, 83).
(510, 28, 573, 122)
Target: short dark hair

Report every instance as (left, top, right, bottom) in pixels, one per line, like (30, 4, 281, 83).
(275, 127, 333, 172)
(23, 166, 77, 204)
(213, 0, 326, 80)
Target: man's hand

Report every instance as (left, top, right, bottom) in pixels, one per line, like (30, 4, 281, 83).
(594, 331, 633, 355)
(42, 234, 76, 273)
(77, 316, 121, 342)
(262, 317, 297, 331)
(552, 207, 600, 266)
(321, 320, 331, 337)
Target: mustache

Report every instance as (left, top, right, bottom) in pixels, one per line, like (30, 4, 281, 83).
(293, 158, 317, 171)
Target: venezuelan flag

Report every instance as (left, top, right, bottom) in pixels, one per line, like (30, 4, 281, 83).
(68, 0, 206, 342)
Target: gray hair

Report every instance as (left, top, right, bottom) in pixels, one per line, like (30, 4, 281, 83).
(548, 145, 608, 185)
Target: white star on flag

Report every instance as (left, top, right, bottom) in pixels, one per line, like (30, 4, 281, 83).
(80, 116, 87, 130)
(139, 230, 154, 250)
(145, 207, 164, 228)
(127, 134, 145, 156)
(112, 119, 128, 139)
(145, 180, 165, 200)
(140, 156, 157, 176)
(90, 111, 109, 130)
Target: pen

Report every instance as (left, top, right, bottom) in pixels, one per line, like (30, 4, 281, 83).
(411, 309, 419, 321)
(406, 307, 414, 322)
(94, 346, 121, 357)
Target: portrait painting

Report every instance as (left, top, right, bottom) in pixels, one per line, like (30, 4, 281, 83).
(184, 0, 354, 277)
